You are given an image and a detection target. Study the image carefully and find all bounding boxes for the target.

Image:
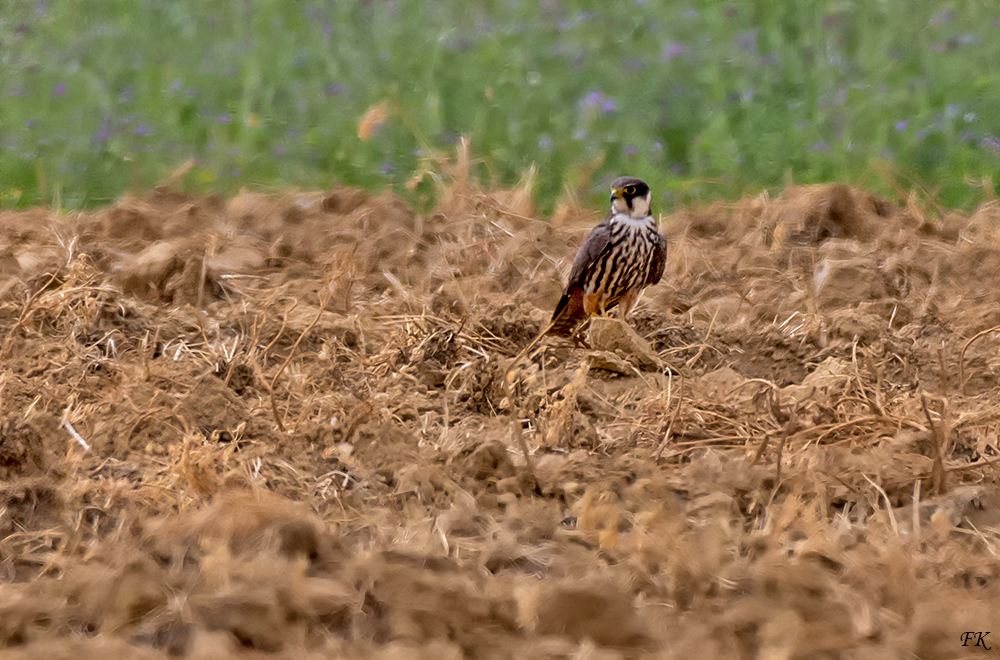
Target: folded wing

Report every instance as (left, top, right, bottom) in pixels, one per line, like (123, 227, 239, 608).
(548, 215, 613, 337)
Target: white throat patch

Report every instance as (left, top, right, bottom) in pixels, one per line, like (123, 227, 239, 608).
(610, 212, 655, 229)
(611, 197, 630, 215)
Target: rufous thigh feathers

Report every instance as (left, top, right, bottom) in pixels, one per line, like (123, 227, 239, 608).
(618, 288, 638, 319)
(583, 292, 603, 316)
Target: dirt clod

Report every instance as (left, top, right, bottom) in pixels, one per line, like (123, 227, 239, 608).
(588, 316, 661, 371)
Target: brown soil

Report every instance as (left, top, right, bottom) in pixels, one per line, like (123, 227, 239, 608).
(3, 165, 1000, 659)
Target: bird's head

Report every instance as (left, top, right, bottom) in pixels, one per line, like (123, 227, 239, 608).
(609, 176, 652, 219)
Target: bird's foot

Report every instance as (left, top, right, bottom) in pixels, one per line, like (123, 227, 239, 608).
(571, 322, 591, 349)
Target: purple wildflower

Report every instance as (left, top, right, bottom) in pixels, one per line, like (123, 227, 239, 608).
(8, 86, 24, 97)
(661, 42, 687, 61)
(53, 82, 66, 97)
(538, 135, 554, 151)
(135, 125, 150, 136)
(981, 135, 1000, 155)
(896, 120, 909, 131)
(581, 90, 616, 114)
(218, 113, 232, 124)
(808, 140, 831, 153)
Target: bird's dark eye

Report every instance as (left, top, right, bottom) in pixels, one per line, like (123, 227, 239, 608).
(624, 186, 636, 195)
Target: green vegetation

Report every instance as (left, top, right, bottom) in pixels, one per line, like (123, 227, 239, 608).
(2, 0, 999, 211)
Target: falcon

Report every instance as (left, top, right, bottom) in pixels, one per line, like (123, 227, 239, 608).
(548, 176, 668, 339)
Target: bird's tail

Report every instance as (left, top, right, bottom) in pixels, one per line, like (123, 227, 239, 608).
(547, 290, 587, 337)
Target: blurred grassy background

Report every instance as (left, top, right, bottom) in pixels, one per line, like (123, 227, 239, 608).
(1, 0, 999, 212)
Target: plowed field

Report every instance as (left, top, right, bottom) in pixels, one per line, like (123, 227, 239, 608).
(3, 174, 1000, 659)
